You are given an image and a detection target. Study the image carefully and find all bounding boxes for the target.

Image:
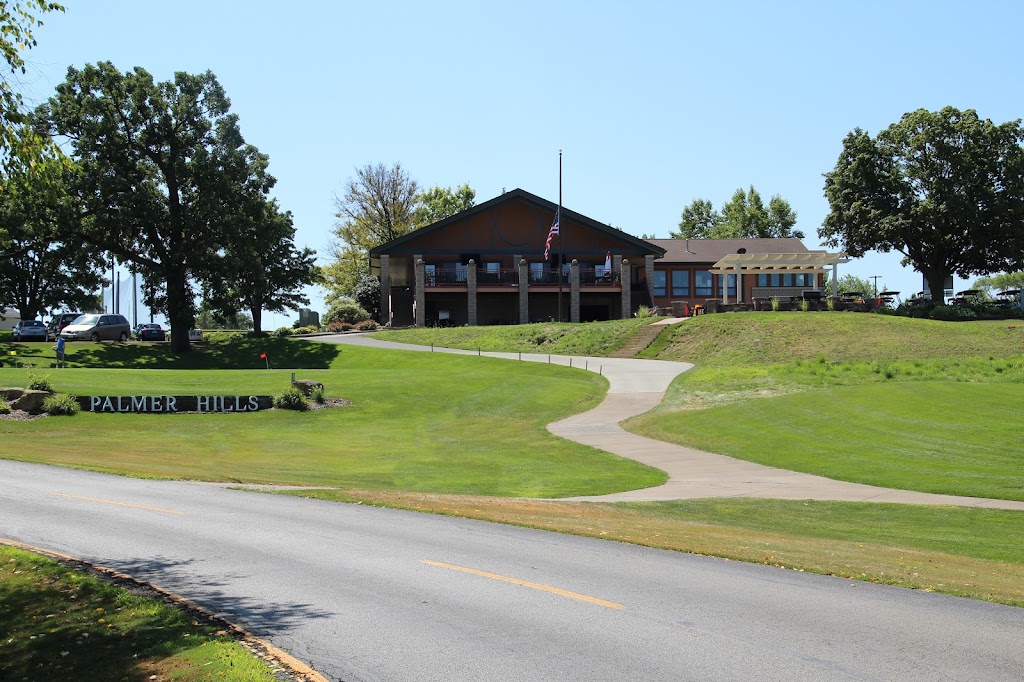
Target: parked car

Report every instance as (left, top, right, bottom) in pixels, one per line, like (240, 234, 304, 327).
(134, 323, 166, 341)
(60, 313, 132, 342)
(12, 320, 47, 341)
(47, 312, 84, 340)
(188, 328, 204, 341)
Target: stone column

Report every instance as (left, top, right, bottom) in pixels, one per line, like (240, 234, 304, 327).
(518, 258, 529, 324)
(644, 254, 656, 308)
(621, 259, 632, 319)
(467, 259, 478, 326)
(737, 270, 743, 303)
(831, 263, 839, 299)
(379, 254, 391, 326)
(414, 257, 425, 328)
(570, 259, 580, 323)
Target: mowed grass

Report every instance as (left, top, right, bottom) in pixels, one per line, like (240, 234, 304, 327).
(0, 343, 665, 497)
(625, 313, 1024, 500)
(375, 318, 655, 355)
(0, 545, 277, 681)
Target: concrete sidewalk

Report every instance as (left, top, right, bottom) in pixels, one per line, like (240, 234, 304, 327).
(320, 330, 1024, 511)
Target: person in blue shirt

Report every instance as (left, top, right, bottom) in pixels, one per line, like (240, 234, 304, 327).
(54, 336, 65, 368)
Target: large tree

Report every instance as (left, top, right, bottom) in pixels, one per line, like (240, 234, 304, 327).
(0, 148, 105, 318)
(821, 107, 1024, 302)
(46, 62, 275, 352)
(204, 198, 316, 335)
(673, 187, 802, 239)
(412, 183, 476, 227)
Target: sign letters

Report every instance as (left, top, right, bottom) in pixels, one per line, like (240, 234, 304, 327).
(75, 396, 273, 413)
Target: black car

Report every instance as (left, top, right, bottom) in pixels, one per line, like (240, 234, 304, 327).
(12, 320, 47, 341)
(134, 323, 166, 341)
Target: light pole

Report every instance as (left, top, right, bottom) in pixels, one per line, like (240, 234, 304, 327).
(870, 275, 882, 297)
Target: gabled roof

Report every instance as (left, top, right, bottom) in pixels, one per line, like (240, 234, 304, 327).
(370, 188, 665, 257)
(647, 237, 810, 264)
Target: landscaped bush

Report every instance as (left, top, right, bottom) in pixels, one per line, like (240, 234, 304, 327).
(353, 319, 379, 331)
(634, 305, 653, 319)
(292, 325, 320, 335)
(273, 326, 294, 338)
(326, 321, 353, 333)
(0, 399, 11, 415)
(929, 305, 978, 321)
(273, 388, 308, 411)
(311, 385, 325, 404)
(43, 393, 79, 416)
(27, 372, 55, 394)
(324, 299, 370, 325)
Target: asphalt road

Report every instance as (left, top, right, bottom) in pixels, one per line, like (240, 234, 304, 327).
(2, 460, 1021, 681)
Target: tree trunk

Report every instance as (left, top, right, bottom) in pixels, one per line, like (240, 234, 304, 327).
(925, 271, 950, 304)
(250, 306, 262, 336)
(166, 265, 193, 353)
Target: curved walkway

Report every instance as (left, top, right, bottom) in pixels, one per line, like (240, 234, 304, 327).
(319, 330, 1024, 511)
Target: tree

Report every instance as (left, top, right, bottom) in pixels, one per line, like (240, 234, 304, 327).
(672, 188, 802, 239)
(204, 199, 316, 335)
(0, 152, 106, 318)
(673, 198, 721, 238)
(326, 162, 420, 301)
(821, 273, 875, 297)
(0, 1, 63, 167)
(412, 183, 475, 227)
(821, 107, 1024, 303)
(350, 271, 380, 322)
(971, 271, 1024, 298)
(46, 62, 275, 352)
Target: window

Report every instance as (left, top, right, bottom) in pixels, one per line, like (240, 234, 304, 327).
(652, 271, 667, 297)
(671, 270, 689, 296)
(486, 262, 500, 273)
(718, 274, 736, 297)
(530, 262, 545, 282)
(695, 270, 713, 296)
(425, 264, 436, 285)
(757, 274, 768, 287)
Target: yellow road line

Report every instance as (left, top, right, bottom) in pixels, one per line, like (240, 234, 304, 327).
(423, 559, 624, 609)
(52, 492, 185, 516)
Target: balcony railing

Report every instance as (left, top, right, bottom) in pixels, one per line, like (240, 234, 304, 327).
(424, 266, 619, 287)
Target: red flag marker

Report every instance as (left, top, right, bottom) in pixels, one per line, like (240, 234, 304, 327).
(260, 352, 269, 369)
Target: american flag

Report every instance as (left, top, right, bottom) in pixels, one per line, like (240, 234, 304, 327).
(544, 210, 560, 261)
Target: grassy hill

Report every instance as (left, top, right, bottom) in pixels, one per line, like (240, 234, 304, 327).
(640, 312, 1024, 365)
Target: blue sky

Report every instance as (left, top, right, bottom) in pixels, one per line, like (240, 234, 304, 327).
(21, 0, 1024, 323)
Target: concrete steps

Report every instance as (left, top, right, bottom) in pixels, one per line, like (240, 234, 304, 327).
(608, 322, 665, 358)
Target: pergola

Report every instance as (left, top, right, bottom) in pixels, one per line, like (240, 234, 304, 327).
(710, 251, 849, 304)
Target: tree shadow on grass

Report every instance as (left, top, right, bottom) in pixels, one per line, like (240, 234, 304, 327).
(57, 336, 343, 370)
(0, 550, 331, 681)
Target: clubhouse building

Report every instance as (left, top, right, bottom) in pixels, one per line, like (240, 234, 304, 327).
(370, 189, 846, 327)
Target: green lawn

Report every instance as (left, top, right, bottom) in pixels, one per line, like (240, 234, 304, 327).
(0, 343, 665, 497)
(0, 545, 278, 681)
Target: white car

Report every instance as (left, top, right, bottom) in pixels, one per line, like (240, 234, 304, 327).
(188, 328, 204, 341)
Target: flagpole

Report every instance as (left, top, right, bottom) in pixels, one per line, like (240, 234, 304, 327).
(557, 149, 563, 322)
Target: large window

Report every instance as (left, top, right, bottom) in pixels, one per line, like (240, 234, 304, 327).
(671, 270, 689, 296)
(718, 274, 736, 297)
(530, 262, 545, 282)
(652, 271, 667, 297)
(695, 270, 713, 296)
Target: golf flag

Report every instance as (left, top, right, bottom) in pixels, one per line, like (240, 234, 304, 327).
(544, 209, 560, 261)
(260, 351, 269, 369)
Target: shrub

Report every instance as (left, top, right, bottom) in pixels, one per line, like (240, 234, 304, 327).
(293, 325, 320, 335)
(634, 305, 653, 319)
(800, 299, 810, 312)
(352, 272, 382, 322)
(43, 393, 79, 416)
(354, 319, 380, 331)
(27, 372, 55, 394)
(826, 296, 836, 312)
(311, 385, 325, 404)
(324, 299, 370, 325)
(327, 321, 355, 333)
(273, 388, 308, 411)
(930, 305, 977, 321)
(0, 400, 10, 415)
(770, 297, 781, 312)
(273, 326, 294, 338)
